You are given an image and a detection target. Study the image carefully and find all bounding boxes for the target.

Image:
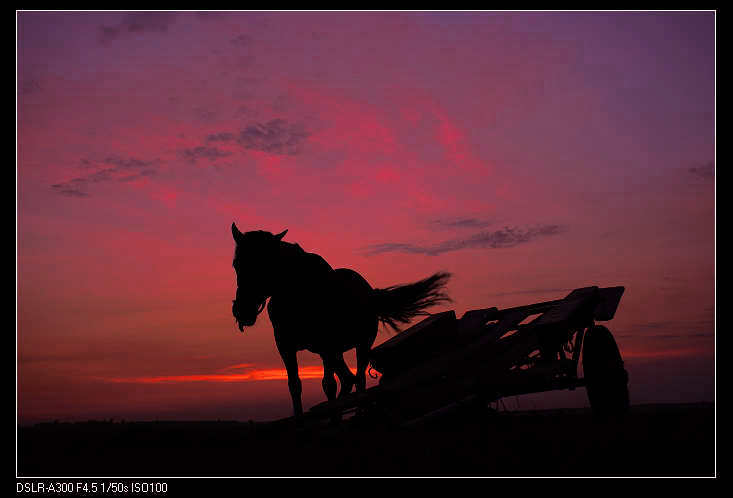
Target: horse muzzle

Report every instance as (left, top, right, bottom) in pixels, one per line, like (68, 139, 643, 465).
(232, 300, 259, 332)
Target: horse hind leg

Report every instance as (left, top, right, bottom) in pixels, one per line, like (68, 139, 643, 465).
(355, 344, 371, 393)
(355, 325, 378, 393)
(333, 354, 356, 398)
(321, 354, 346, 425)
(320, 356, 337, 401)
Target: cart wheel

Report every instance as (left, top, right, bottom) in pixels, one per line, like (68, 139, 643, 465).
(583, 325, 629, 416)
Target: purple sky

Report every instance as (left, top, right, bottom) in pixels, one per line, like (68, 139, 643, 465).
(17, 11, 715, 423)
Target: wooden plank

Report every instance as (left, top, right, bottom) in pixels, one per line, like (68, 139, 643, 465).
(594, 286, 625, 321)
(454, 307, 499, 345)
(525, 287, 599, 329)
(371, 310, 457, 352)
(490, 299, 563, 319)
(375, 309, 533, 396)
(459, 308, 500, 328)
(369, 310, 457, 376)
(482, 309, 533, 345)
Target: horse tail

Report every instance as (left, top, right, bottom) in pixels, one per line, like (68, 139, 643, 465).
(371, 272, 451, 332)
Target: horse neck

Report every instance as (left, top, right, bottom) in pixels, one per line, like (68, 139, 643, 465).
(268, 241, 308, 295)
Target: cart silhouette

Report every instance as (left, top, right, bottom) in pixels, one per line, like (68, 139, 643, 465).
(308, 286, 629, 426)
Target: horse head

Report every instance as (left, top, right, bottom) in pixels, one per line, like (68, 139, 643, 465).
(231, 223, 288, 332)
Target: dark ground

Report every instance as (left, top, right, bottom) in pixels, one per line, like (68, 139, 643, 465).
(17, 403, 715, 477)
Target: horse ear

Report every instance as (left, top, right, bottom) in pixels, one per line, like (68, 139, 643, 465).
(232, 222, 245, 243)
(274, 229, 288, 241)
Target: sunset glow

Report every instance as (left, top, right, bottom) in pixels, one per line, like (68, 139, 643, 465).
(18, 11, 715, 424)
(102, 365, 329, 384)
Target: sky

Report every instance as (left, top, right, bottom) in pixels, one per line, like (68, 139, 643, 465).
(17, 11, 715, 424)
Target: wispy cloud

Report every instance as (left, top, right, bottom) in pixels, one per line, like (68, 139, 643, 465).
(50, 155, 160, 198)
(203, 119, 310, 156)
(206, 132, 236, 143)
(366, 225, 562, 256)
(689, 161, 714, 180)
(237, 119, 310, 155)
(181, 146, 231, 163)
(21, 78, 41, 95)
(429, 217, 492, 230)
(194, 12, 225, 22)
(230, 34, 253, 47)
(485, 287, 574, 298)
(622, 348, 712, 360)
(50, 179, 91, 198)
(98, 12, 178, 44)
(631, 319, 714, 333)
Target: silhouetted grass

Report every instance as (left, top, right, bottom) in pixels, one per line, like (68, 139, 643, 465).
(17, 403, 714, 477)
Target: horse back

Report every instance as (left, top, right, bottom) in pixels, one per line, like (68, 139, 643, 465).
(268, 263, 375, 354)
(332, 268, 373, 300)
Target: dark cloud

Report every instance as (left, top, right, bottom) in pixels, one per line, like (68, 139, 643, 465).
(195, 12, 226, 22)
(201, 119, 310, 156)
(365, 243, 416, 255)
(99, 12, 178, 44)
(689, 161, 714, 180)
(236, 119, 309, 155)
(50, 156, 160, 198)
(621, 319, 715, 341)
(486, 287, 574, 298)
(235, 55, 255, 69)
(231, 34, 253, 47)
(429, 217, 492, 230)
(366, 225, 562, 256)
(193, 107, 218, 122)
(234, 107, 256, 118)
(124, 12, 177, 33)
(270, 95, 292, 112)
(182, 146, 231, 163)
(635, 321, 673, 330)
(636, 319, 713, 331)
(50, 183, 90, 198)
(206, 132, 235, 143)
(98, 26, 121, 44)
(102, 156, 158, 170)
(118, 169, 157, 182)
(616, 332, 713, 340)
(21, 78, 41, 95)
(657, 332, 713, 339)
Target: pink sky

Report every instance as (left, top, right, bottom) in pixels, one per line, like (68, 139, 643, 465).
(17, 11, 715, 423)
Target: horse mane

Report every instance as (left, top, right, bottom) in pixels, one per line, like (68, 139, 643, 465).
(279, 240, 334, 276)
(233, 230, 303, 268)
(279, 239, 307, 257)
(233, 231, 332, 280)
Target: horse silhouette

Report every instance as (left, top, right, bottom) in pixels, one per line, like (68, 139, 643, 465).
(230, 223, 450, 421)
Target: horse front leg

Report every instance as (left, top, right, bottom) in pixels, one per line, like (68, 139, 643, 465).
(279, 349, 303, 422)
